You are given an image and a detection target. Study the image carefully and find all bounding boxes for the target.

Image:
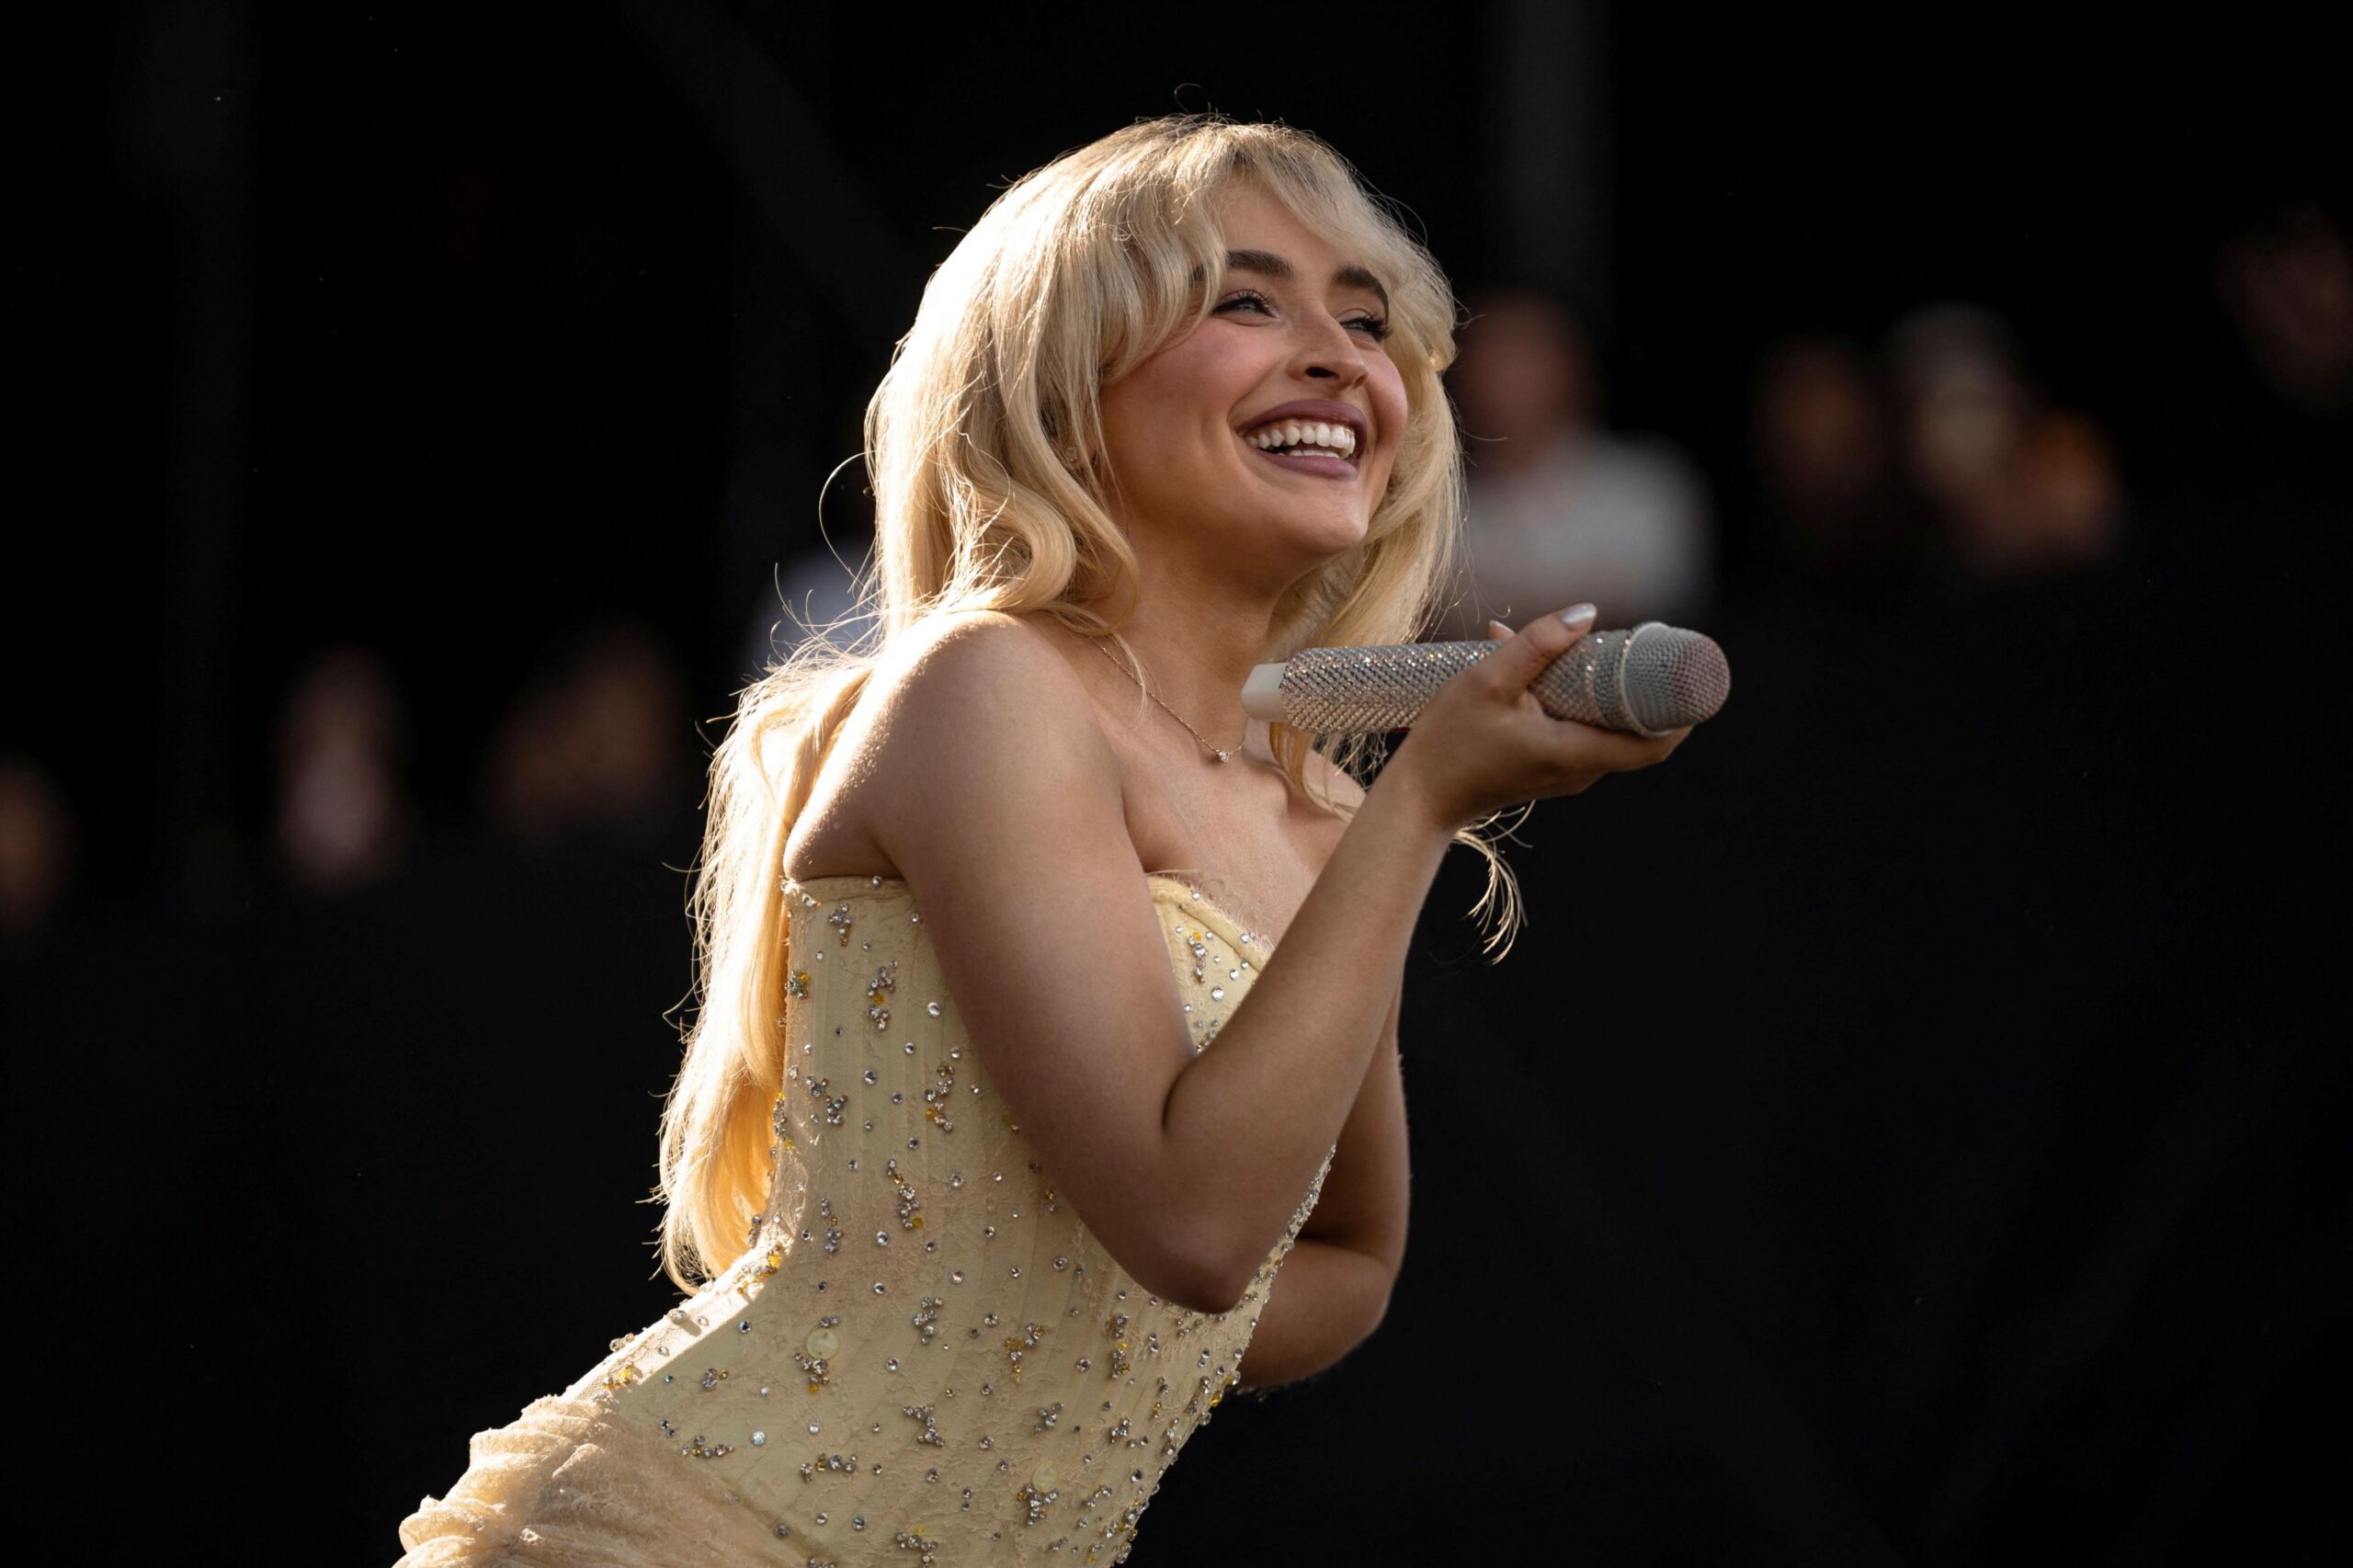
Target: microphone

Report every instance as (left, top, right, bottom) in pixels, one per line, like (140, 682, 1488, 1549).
(1241, 622, 1731, 738)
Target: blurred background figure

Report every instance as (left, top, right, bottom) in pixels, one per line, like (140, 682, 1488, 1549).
(1438, 288, 1715, 636)
(1884, 301, 2124, 584)
(2214, 198, 2353, 415)
(1749, 335, 1911, 588)
(270, 645, 416, 896)
(0, 754, 76, 944)
(483, 619, 693, 844)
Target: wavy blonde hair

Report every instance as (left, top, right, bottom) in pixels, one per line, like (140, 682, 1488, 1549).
(654, 114, 1526, 1290)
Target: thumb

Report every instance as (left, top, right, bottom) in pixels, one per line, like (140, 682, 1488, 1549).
(1485, 603, 1597, 691)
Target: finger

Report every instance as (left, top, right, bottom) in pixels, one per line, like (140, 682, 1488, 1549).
(1548, 719, 1684, 772)
(1485, 619, 1512, 642)
(1615, 727, 1688, 768)
(1485, 603, 1597, 694)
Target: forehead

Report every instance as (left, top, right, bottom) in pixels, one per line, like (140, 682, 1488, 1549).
(1207, 182, 1369, 275)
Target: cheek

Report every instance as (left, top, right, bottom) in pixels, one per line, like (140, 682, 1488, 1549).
(1100, 389, 1181, 478)
(1107, 341, 1246, 460)
(1370, 366, 1413, 469)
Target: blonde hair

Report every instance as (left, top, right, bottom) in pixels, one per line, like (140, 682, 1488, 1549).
(654, 114, 1526, 1290)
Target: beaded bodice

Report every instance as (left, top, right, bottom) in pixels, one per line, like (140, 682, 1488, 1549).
(548, 872, 1332, 1566)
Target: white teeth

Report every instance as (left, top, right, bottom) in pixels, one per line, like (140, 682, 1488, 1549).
(1245, 418, 1358, 457)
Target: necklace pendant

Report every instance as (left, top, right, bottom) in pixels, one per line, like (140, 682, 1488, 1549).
(1211, 749, 1230, 764)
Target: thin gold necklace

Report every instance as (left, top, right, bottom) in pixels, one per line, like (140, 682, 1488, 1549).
(1089, 636, 1246, 764)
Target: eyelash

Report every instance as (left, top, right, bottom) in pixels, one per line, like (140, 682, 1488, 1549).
(1214, 288, 1392, 343)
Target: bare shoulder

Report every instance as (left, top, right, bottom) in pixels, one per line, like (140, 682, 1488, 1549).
(872, 609, 1093, 725)
(853, 610, 1129, 880)
(784, 610, 1124, 881)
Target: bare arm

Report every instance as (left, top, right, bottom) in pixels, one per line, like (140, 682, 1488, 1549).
(854, 612, 1437, 1312)
(1292, 971, 1408, 1275)
(1153, 766, 1443, 1306)
(1233, 972, 1407, 1389)
(1232, 1239, 1395, 1390)
(863, 608, 1681, 1313)
(1157, 602, 1689, 1307)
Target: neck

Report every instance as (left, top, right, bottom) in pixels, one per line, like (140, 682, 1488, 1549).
(1092, 545, 1282, 763)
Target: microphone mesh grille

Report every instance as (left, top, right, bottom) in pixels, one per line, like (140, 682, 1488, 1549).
(1622, 626, 1732, 735)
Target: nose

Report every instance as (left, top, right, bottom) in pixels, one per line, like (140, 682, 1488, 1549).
(1290, 313, 1370, 390)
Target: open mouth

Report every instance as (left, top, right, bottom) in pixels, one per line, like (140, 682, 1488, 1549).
(1237, 417, 1361, 479)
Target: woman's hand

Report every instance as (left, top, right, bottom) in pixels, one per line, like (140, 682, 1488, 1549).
(1382, 604, 1691, 835)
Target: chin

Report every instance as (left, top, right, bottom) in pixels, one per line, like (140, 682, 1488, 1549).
(1263, 512, 1371, 578)
(1296, 502, 1375, 552)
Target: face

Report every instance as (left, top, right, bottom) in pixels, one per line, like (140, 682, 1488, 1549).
(1094, 183, 1411, 588)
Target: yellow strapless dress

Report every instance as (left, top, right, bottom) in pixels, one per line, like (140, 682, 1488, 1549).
(396, 872, 1332, 1567)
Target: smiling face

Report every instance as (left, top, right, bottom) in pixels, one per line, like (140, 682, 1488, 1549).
(1094, 181, 1411, 591)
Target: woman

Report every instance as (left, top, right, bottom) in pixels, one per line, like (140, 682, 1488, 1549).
(396, 114, 1686, 1567)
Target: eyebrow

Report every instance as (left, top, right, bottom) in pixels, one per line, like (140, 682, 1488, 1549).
(1213, 248, 1391, 312)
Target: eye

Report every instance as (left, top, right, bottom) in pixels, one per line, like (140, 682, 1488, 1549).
(1214, 289, 1392, 344)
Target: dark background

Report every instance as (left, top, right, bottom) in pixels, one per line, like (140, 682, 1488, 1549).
(5, 4, 2346, 1564)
